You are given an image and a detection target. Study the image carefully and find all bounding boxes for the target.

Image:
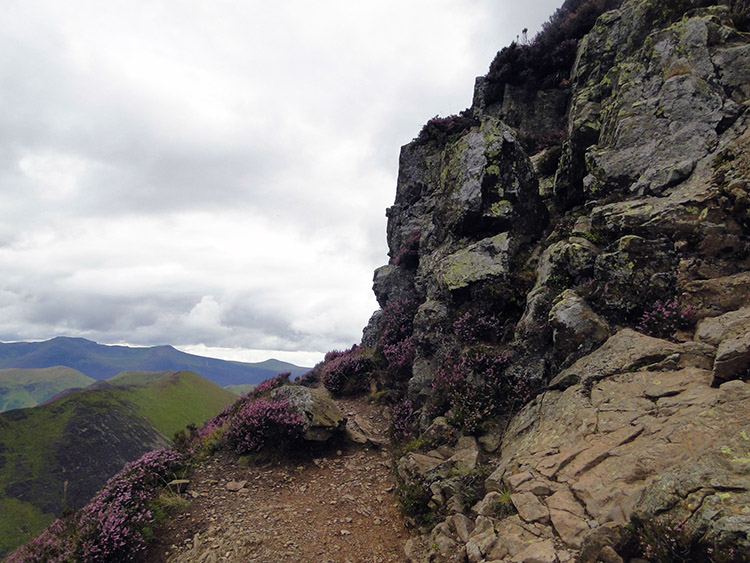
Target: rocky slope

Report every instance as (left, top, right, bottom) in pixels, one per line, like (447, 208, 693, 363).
(362, 0, 750, 560)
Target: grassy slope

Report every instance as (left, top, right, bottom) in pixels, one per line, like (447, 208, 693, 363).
(0, 371, 235, 558)
(0, 367, 95, 412)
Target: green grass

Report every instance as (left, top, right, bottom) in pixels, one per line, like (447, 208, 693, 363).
(0, 498, 56, 558)
(0, 367, 95, 412)
(117, 371, 236, 438)
(0, 370, 235, 559)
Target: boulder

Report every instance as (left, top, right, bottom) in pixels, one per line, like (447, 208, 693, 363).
(271, 386, 345, 442)
(548, 290, 610, 364)
(712, 330, 750, 384)
(345, 414, 387, 447)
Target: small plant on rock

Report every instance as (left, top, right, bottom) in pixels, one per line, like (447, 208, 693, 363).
(396, 475, 435, 528)
(453, 311, 500, 343)
(637, 298, 695, 339)
(391, 396, 418, 442)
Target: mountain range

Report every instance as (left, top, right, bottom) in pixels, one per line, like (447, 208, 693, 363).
(0, 336, 310, 388)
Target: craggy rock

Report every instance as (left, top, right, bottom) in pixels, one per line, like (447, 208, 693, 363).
(271, 386, 345, 441)
(548, 289, 610, 365)
(366, 0, 750, 560)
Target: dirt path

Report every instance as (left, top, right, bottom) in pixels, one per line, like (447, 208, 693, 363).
(142, 397, 409, 562)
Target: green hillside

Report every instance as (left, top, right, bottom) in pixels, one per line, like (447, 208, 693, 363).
(0, 367, 95, 412)
(0, 370, 235, 559)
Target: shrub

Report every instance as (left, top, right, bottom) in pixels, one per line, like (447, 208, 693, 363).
(320, 345, 376, 396)
(393, 229, 421, 269)
(379, 295, 419, 349)
(487, 0, 624, 91)
(396, 476, 435, 527)
(225, 397, 305, 455)
(453, 311, 500, 343)
(250, 372, 290, 398)
(6, 519, 74, 563)
(391, 396, 417, 442)
(415, 111, 478, 146)
(516, 127, 567, 156)
(637, 299, 695, 339)
(8, 449, 187, 563)
(634, 514, 743, 563)
(424, 349, 527, 434)
(377, 294, 420, 384)
(75, 449, 187, 561)
(298, 365, 321, 387)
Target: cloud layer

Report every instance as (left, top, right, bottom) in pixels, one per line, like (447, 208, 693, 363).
(0, 0, 561, 365)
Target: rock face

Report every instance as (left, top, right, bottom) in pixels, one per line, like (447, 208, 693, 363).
(363, 0, 750, 560)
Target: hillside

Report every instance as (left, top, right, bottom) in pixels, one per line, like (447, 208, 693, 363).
(0, 367, 95, 412)
(0, 337, 309, 387)
(0, 370, 235, 559)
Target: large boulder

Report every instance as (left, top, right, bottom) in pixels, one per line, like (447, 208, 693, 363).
(271, 386, 346, 442)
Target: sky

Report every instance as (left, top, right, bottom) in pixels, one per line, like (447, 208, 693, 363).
(0, 0, 562, 367)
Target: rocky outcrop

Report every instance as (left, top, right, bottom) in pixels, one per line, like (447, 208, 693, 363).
(271, 385, 346, 442)
(365, 0, 750, 560)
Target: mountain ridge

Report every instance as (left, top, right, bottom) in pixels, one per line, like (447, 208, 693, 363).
(0, 337, 310, 388)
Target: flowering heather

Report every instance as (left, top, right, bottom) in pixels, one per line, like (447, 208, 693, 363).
(453, 311, 500, 343)
(5, 519, 73, 563)
(424, 349, 534, 433)
(250, 372, 291, 398)
(320, 345, 375, 396)
(393, 229, 421, 269)
(391, 397, 417, 442)
(382, 337, 416, 379)
(76, 449, 186, 561)
(637, 298, 695, 339)
(378, 296, 418, 349)
(7, 449, 186, 563)
(225, 397, 304, 455)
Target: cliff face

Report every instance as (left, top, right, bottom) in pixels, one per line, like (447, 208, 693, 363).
(367, 0, 750, 560)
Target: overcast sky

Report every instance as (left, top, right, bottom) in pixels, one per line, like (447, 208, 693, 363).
(0, 0, 562, 366)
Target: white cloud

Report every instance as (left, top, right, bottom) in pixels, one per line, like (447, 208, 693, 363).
(0, 0, 562, 364)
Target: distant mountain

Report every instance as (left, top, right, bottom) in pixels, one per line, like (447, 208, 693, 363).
(0, 370, 236, 559)
(0, 367, 95, 412)
(0, 337, 310, 387)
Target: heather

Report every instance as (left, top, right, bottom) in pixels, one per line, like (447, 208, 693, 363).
(6, 449, 186, 562)
(423, 348, 534, 434)
(224, 396, 304, 455)
(487, 0, 625, 91)
(320, 345, 376, 396)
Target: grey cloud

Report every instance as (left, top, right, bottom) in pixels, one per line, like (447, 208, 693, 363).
(0, 0, 564, 362)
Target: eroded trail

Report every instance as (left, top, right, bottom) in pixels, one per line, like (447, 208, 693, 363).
(142, 398, 409, 562)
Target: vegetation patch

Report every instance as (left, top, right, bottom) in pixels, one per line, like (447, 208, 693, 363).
(6, 449, 187, 562)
